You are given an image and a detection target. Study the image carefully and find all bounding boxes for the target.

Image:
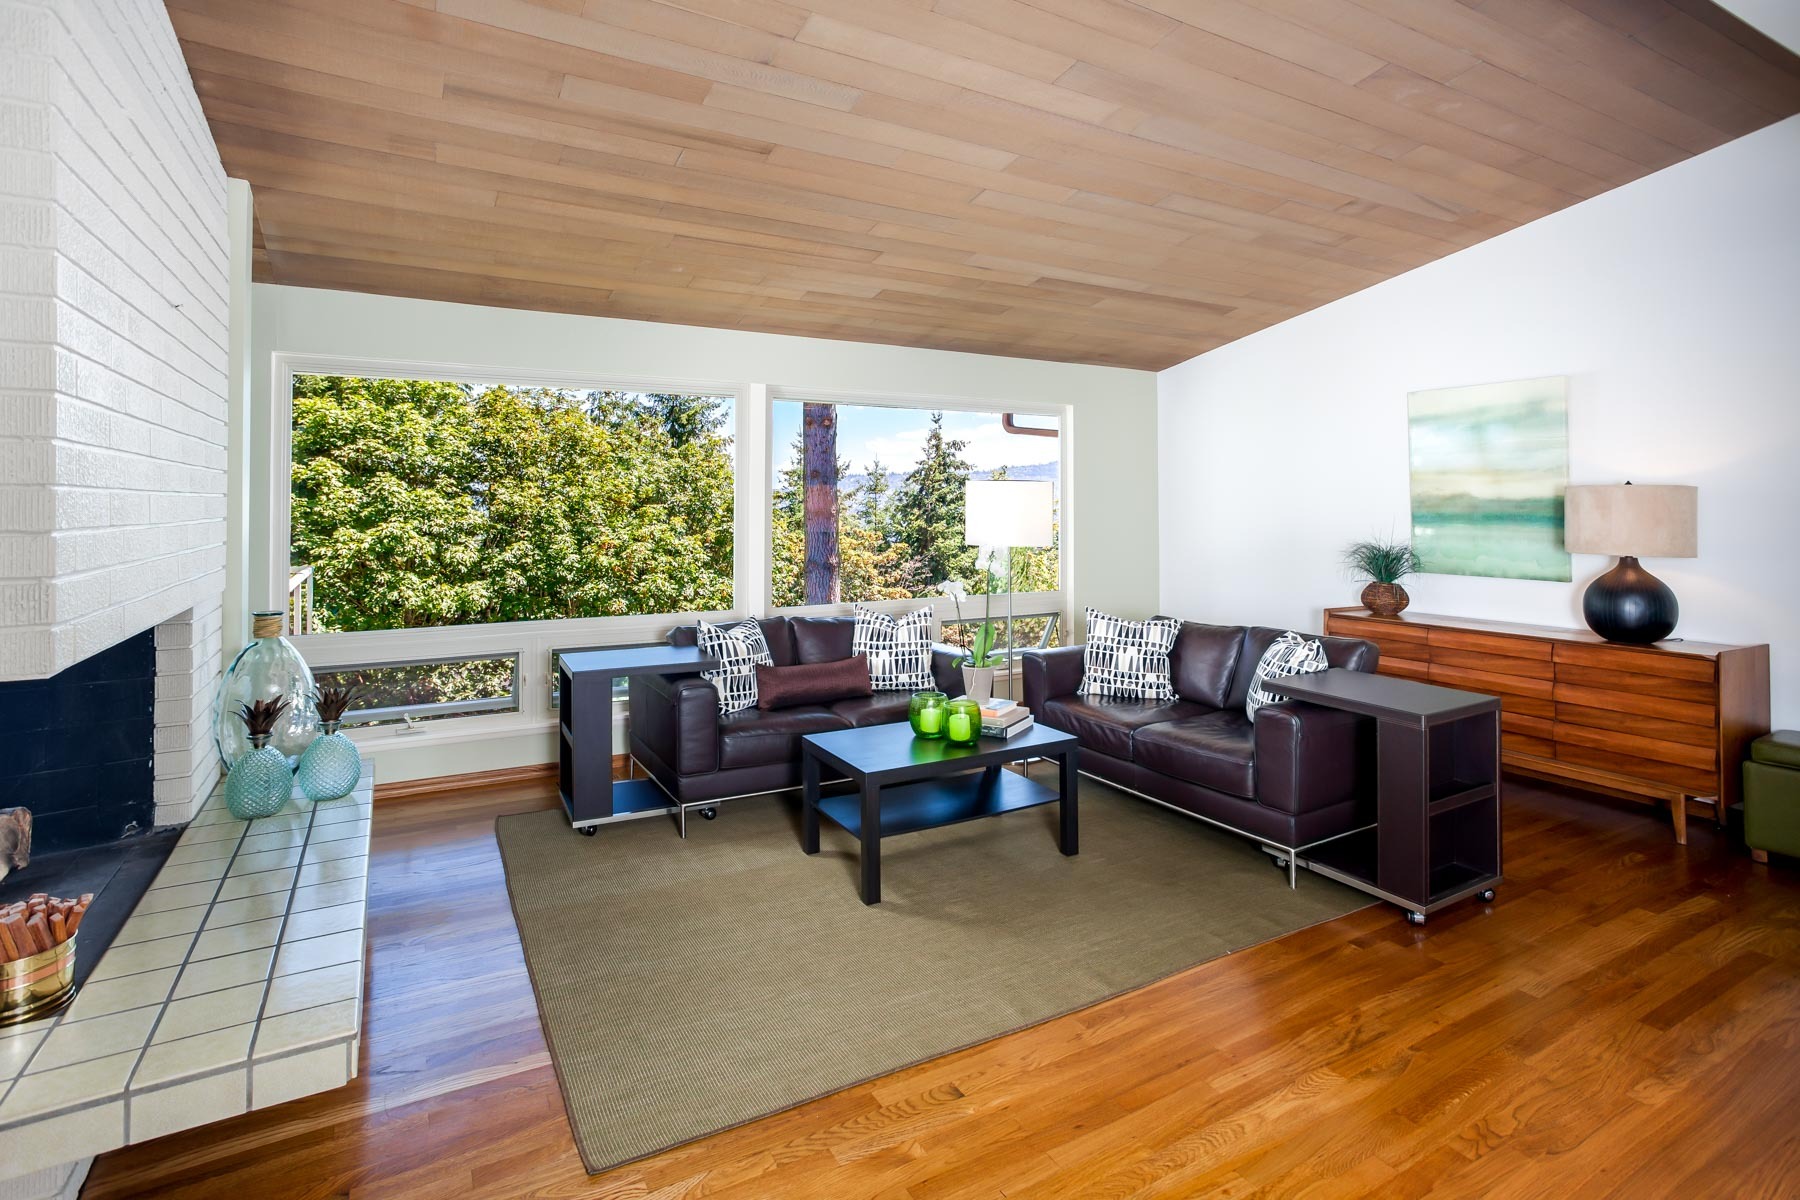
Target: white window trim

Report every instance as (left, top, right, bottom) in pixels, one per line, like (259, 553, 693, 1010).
(263, 355, 1073, 738)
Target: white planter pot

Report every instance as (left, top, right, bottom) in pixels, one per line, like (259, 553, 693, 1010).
(961, 665, 997, 705)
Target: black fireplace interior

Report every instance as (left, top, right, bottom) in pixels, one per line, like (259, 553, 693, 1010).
(0, 629, 156, 854)
(1, 629, 183, 988)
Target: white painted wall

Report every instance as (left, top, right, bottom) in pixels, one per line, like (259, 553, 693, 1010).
(1157, 115, 1800, 727)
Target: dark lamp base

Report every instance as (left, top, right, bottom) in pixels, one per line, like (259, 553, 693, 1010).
(1581, 556, 1678, 644)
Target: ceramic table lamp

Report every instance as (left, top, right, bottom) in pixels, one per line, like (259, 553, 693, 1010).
(1564, 482, 1697, 644)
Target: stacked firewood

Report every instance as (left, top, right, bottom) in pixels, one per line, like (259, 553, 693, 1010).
(0, 894, 90, 962)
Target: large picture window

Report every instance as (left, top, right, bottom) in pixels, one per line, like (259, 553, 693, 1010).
(289, 375, 735, 632)
(768, 401, 1060, 611)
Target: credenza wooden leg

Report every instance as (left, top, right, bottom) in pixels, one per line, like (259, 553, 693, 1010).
(1671, 796, 1687, 845)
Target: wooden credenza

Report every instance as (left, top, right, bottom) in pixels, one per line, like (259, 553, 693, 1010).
(1323, 607, 1770, 844)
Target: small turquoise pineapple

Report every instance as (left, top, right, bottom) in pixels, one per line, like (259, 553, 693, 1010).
(298, 685, 362, 802)
(224, 697, 294, 820)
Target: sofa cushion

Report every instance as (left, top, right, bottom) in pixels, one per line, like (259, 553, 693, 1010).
(1227, 626, 1378, 710)
(1040, 695, 1208, 761)
(756, 656, 872, 710)
(1134, 710, 1257, 799)
(1078, 608, 1180, 701)
(1245, 631, 1330, 720)
(852, 604, 936, 691)
(1166, 621, 1245, 709)
(792, 615, 855, 664)
(719, 705, 849, 769)
(671, 618, 797, 667)
(829, 692, 914, 728)
(696, 619, 775, 715)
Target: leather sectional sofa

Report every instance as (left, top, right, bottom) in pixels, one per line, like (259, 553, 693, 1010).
(629, 615, 963, 805)
(1023, 623, 1380, 873)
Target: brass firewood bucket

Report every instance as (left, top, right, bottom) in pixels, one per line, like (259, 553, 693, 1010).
(1, 935, 76, 1026)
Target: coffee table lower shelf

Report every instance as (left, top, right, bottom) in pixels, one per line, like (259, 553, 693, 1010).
(814, 769, 1058, 839)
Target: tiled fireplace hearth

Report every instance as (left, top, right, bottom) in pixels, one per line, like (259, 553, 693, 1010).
(0, 772, 372, 1188)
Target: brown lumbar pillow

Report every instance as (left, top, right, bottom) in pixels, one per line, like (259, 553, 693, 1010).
(755, 655, 874, 710)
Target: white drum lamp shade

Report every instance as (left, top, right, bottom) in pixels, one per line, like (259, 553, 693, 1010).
(964, 480, 1054, 548)
(1565, 484, 1698, 559)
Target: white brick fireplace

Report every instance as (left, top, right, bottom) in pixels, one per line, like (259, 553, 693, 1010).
(1, 0, 231, 823)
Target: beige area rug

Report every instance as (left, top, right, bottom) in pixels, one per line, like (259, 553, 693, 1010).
(495, 776, 1367, 1175)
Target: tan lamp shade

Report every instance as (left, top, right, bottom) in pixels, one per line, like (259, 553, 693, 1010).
(1564, 484, 1697, 559)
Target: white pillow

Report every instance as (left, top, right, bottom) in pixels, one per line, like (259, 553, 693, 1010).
(851, 604, 935, 691)
(1245, 631, 1330, 720)
(1078, 608, 1179, 702)
(696, 619, 773, 715)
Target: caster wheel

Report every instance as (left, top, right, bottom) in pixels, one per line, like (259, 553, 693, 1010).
(578, 826, 598, 838)
(1272, 856, 1290, 870)
(1478, 889, 1496, 903)
(1405, 911, 1427, 926)
(700, 807, 719, 821)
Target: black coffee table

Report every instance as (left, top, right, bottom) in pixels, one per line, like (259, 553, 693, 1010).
(800, 721, 1080, 904)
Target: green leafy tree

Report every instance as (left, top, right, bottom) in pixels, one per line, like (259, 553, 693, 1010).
(889, 413, 979, 595)
(291, 376, 734, 632)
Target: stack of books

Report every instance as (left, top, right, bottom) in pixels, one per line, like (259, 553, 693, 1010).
(977, 698, 1033, 739)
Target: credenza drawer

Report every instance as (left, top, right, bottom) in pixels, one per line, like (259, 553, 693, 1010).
(1327, 615, 1430, 645)
(1429, 663, 1554, 700)
(1430, 627, 1553, 661)
(1375, 657, 1430, 681)
(1551, 721, 1717, 771)
(1553, 662, 1717, 705)
(1432, 646, 1553, 680)
(1552, 741, 1720, 796)
(1553, 641, 1717, 682)
(1554, 703, 1717, 749)
(1552, 682, 1716, 727)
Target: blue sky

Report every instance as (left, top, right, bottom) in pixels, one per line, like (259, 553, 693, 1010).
(770, 403, 1059, 476)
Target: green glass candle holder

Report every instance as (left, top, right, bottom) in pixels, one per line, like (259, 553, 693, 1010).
(945, 698, 982, 747)
(909, 690, 948, 738)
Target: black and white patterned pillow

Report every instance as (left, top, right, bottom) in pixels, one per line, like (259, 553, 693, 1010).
(696, 619, 774, 715)
(1078, 608, 1179, 701)
(851, 604, 935, 692)
(1245, 631, 1330, 720)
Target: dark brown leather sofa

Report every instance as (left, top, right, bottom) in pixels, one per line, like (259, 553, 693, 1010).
(1023, 623, 1380, 872)
(629, 616, 963, 805)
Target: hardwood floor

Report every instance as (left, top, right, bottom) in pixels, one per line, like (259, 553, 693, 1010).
(83, 774, 1800, 1198)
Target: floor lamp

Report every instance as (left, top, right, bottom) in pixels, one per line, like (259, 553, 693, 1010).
(964, 480, 1056, 700)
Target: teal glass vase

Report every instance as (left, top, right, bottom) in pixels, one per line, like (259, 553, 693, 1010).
(297, 724, 361, 802)
(225, 739, 293, 820)
(215, 611, 318, 769)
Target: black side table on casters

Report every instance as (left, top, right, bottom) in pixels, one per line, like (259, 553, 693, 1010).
(1264, 668, 1502, 926)
(557, 646, 716, 836)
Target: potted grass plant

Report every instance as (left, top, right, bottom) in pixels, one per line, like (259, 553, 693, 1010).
(1345, 539, 1419, 618)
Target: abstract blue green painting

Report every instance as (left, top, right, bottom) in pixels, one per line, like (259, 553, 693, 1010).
(1408, 376, 1571, 583)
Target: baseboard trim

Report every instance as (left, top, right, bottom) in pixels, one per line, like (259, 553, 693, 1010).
(371, 756, 635, 801)
(374, 762, 557, 800)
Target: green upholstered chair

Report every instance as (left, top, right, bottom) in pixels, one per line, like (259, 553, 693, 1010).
(1744, 731, 1800, 863)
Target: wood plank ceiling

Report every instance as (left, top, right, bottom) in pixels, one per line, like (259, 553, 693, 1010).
(170, 0, 1800, 369)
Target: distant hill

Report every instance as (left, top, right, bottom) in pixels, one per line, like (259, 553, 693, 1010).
(840, 462, 1059, 495)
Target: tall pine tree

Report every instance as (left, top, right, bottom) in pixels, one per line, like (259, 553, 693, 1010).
(889, 412, 978, 594)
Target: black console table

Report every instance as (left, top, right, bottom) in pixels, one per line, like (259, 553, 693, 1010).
(1265, 668, 1502, 925)
(557, 646, 714, 836)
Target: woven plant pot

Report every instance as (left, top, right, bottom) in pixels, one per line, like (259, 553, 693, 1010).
(1361, 582, 1410, 618)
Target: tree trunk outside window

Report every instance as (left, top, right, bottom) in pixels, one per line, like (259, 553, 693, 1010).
(802, 403, 840, 605)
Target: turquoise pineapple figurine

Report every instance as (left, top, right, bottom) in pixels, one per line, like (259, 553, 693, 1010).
(297, 684, 361, 802)
(224, 698, 294, 820)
